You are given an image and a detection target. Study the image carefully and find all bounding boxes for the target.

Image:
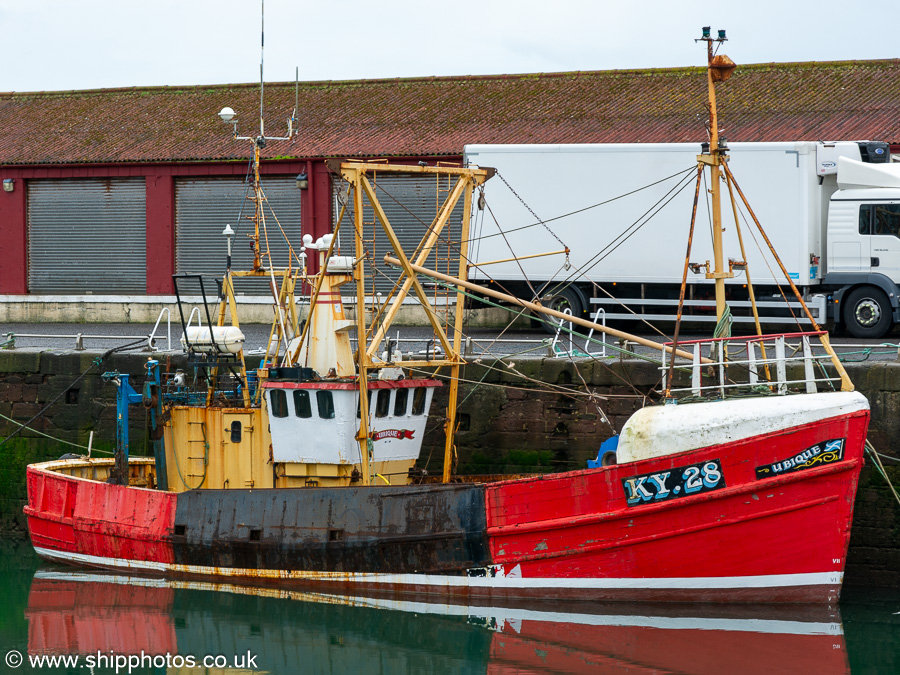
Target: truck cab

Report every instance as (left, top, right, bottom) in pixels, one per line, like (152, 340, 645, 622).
(825, 155, 900, 338)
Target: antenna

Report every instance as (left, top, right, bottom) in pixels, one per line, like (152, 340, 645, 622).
(259, 0, 265, 138)
(216, 0, 295, 143)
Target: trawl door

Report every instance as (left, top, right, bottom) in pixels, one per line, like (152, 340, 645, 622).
(27, 178, 147, 293)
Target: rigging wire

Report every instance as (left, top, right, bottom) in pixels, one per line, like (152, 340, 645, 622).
(463, 166, 697, 245)
(588, 282, 670, 339)
(321, 163, 680, 403)
(481, 197, 542, 301)
(557, 169, 699, 282)
(493, 170, 568, 250)
(426, 278, 667, 380)
(0, 410, 112, 455)
(536, 168, 700, 301)
(0, 338, 148, 448)
(229, 155, 256, 243)
(866, 439, 900, 507)
(731, 188, 805, 331)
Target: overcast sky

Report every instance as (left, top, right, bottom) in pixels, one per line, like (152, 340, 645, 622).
(1, 0, 896, 93)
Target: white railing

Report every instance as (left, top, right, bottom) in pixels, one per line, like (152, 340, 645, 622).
(2, 307, 172, 352)
(660, 331, 842, 399)
(148, 307, 172, 351)
(550, 307, 607, 358)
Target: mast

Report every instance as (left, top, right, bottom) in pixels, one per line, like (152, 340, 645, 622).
(215, 0, 299, 372)
(697, 27, 737, 322)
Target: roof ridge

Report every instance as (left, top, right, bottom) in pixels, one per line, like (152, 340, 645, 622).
(736, 58, 900, 71)
(0, 82, 264, 98)
(3, 57, 899, 98)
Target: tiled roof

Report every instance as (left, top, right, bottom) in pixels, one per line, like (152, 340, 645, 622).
(1, 59, 899, 165)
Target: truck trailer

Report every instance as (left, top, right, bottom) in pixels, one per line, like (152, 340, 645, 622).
(464, 141, 900, 338)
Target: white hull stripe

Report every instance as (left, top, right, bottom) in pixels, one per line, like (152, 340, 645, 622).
(33, 546, 842, 591)
(32, 570, 841, 636)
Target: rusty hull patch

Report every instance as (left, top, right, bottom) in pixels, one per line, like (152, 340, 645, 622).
(172, 484, 490, 574)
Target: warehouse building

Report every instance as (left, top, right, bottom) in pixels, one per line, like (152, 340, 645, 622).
(1, 58, 899, 320)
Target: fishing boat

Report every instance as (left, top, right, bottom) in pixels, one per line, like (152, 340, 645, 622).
(24, 29, 871, 603)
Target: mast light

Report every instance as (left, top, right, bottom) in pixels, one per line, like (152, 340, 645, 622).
(222, 223, 235, 257)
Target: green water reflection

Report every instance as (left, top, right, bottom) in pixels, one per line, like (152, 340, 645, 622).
(1, 540, 898, 674)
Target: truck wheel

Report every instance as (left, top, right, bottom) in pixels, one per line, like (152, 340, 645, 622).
(540, 286, 586, 335)
(844, 286, 893, 338)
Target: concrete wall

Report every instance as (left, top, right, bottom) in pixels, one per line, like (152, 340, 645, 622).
(0, 348, 897, 587)
(0, 297, 521, 328)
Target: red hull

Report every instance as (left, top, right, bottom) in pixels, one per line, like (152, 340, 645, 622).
(25, 408, 868, 604)
(25, 461, 176, 564)
(484, 411, 868, 602)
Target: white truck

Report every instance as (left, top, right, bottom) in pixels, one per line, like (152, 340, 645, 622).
(464, 141, 900, 338)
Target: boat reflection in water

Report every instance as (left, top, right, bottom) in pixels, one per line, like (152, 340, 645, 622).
(26, 569, 849, 674)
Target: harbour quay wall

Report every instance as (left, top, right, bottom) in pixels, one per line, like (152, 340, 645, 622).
(0, 296, 521, 328)
(0, 348, 897, 588)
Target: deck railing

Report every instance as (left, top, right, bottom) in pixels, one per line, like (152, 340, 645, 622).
(660, 331, 843, 399)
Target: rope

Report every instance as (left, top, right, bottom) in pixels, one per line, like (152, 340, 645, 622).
(713, 304, 733, 339)
(0, 338, 147, 448)
(866, 439, 900, 507)
(0, 410, 113, 455)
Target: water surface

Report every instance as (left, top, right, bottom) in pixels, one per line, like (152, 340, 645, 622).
(1, 541, 897, 674)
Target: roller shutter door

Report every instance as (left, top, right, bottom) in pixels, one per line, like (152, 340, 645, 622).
(27, 178, 147, 293)
(332, 173, 464, 296)
(175, 177, 302, 296)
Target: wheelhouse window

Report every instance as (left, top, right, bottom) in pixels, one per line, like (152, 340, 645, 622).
(412, 387, 427, 416)
(375, 390, 391, 418)
(293, 390, 312, 418)
(394, 388, 409, 416)
(269, 389, 288, 418)
(357, 391, 372, 418)
(316, 390, 335, 419)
